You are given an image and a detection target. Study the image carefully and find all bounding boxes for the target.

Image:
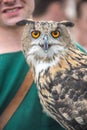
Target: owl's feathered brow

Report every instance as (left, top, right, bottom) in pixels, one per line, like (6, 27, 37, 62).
(18, 20, 87, 130)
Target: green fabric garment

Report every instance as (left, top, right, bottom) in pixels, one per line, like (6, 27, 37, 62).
(74, 42, 87, 54)
(0, 51, 64, 130)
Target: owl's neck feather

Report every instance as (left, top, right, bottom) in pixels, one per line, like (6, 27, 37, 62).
(33, 57, 60, 81)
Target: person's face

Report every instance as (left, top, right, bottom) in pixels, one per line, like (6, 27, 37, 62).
(0, 0, 34, 27)
(77, 3, 87, 33)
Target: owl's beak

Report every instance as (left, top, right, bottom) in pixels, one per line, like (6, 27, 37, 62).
(43, 35, 49, 53)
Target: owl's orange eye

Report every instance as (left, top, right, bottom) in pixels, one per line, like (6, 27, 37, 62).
(31, 30, 41, 39)
(51, 31, 60, 38)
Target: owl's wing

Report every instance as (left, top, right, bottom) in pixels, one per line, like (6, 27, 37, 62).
(38, 49, 87, 130)
(52, 68, 87, 128)
(39, 66, 87, 130)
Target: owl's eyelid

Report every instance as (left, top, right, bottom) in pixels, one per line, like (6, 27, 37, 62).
(51, 28, 61, 34)
(56, 26, 61, 31)
(56, 27, 61, 32)
(31, 30, 40, 33)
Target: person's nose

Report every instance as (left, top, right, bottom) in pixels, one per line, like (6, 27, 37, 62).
(3, 0, 15, 2)
(2, 0, 16, 4)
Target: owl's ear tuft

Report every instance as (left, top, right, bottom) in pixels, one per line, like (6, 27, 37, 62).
(16, 19, 35, 26)
(60, 21, 74, 27)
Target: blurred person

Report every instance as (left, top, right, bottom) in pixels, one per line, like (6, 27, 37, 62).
(65, 0, 77, 20)
(0, 0, 65, 130)
(33, 0, 67, 21)
(73, 0, 87, 50)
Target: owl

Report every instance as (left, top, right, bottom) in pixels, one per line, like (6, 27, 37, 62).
(17, 20, 87, 130)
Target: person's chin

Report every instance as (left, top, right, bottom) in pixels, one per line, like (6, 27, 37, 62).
(3, 17, 26, 27)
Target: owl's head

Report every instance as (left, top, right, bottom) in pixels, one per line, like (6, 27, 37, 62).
(17, 20, 74, 65)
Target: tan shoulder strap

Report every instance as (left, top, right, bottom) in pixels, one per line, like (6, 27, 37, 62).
(0, 70, 33, 130)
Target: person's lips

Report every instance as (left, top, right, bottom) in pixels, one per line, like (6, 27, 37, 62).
(1, 6, 23, 14)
